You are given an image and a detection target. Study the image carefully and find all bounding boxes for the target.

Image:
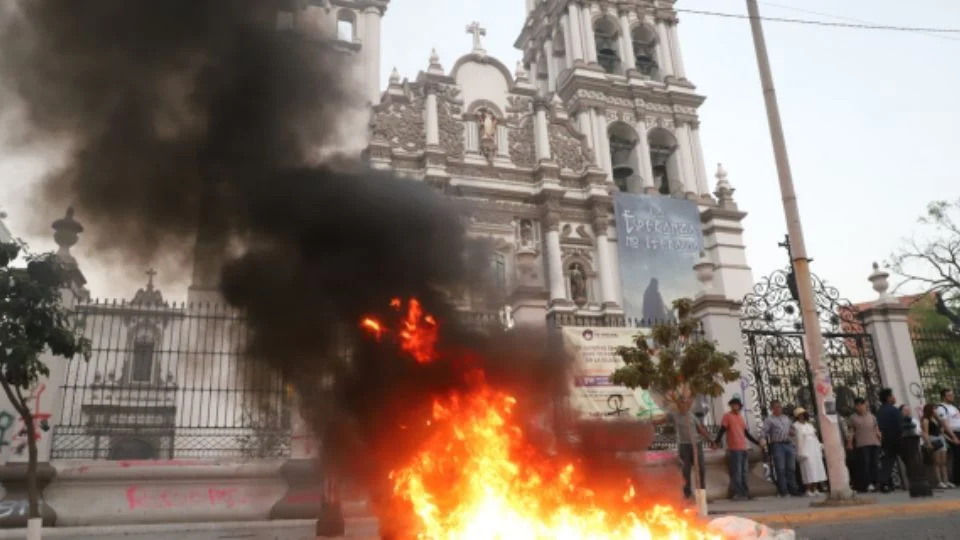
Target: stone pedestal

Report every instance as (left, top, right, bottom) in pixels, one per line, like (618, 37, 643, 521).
(861, 301, 923, 411)
(690, 295, 746, 426)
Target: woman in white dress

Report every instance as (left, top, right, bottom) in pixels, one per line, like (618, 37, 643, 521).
(793, 408, 827, 496)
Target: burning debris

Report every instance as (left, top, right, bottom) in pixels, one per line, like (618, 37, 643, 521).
(361, 299, 719, 538)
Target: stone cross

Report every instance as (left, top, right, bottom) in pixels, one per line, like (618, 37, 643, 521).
(145, 268, 157, 288)
(466, 21, 487, 53)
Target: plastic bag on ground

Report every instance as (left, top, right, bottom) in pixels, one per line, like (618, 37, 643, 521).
(707, 515, 796, 540)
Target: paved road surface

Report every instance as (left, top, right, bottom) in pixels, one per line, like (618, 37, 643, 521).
(794, 513, 960, 540)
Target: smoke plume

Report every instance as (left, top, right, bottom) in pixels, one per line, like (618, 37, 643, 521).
(0, 0, 576, 513)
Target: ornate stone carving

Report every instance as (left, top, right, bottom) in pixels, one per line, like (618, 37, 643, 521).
(561, 246, 594, 263)
(506, 95, 534, 120)
(574, 88, 633, 108)
(438, 86, 464, 159)
(508, 117, 536, 168)
(370, 96, 425, 152)
(548, 122, 592, 172)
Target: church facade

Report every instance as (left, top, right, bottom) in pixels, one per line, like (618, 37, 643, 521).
(300, 0, 755, 326)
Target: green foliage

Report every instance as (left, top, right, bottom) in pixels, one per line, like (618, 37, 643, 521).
(612, 298, 739, 414)
(889, 199, 960, 302)
(909, 295, 951, 334)
(0, 242, 91, 395)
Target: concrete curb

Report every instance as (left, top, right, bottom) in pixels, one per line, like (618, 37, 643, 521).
(754, 498, 960, 527)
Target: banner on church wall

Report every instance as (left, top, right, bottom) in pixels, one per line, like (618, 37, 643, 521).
(561, 326, 665, 423)
(613, 193, 704, 322)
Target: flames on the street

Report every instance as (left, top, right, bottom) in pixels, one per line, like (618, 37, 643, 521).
(361, 299, 720, 539)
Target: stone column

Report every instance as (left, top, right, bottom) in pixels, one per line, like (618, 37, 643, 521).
(543, 211, 567, 304)
(592, 214, 618, 307)
(667, 20, 686, 80)
(655, 19, 674, 79)
(543, 38, 556, 92)
(534, 99, 552, 162)
(577, 110, 596, 162)
(593, 108, 612, 178)
(674, 122, 697, 198)
(619, 12, 636, 72)
(561, 15, 575, 68)
(861, 264, 924, 412)
(635, 116, 655, 193)
(567, 3, 586, 63)
(691, 294, 750, 428)
(689, 122, 710, 198)
(363, 7, 382, 105)
(581, 6, 598, 64)
(425, 88, 439, 147)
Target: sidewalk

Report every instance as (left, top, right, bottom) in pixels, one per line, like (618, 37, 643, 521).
(707, 488, 960, 528)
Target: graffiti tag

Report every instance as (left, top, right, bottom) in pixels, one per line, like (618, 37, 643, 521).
(0, 500, 28, 520)
(125, 485, 276, 511)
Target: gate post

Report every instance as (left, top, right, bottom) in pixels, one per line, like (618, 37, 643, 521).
(861, 264, 923, 411)
(690, 295, 745, 425)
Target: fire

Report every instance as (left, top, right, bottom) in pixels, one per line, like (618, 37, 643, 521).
(361, 299, 718, 539)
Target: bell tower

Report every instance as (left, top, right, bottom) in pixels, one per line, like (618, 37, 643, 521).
(515, 0, 712, 202)
(286, 0, 390, 106)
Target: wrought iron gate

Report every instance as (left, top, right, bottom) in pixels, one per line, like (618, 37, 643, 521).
(740, 267, 883, 427)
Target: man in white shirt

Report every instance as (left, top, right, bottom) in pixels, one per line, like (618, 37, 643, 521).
(935, 388, 960, 484)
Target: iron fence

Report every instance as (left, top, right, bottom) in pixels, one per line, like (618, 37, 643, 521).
(52, 300, 291, 460)
(51, 302, 508, 461)
(911, 328, 960, 401)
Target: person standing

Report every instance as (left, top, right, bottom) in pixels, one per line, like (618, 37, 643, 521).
(714, 398, 763, 500)
(935, 389, 960, 485)
(877, 388, 902, 492)
(846, 397, 881, 493)
(761, 400, 800, 497)
(793, 408, 826, 496)
(921, 402, 957, 488)
(669, 409, 714, 500)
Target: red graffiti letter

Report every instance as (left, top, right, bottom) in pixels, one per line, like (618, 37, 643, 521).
(208, 488, 236, 508)
(126, 486, 147, 510)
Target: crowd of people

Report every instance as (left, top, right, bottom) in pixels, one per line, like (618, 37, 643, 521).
(669, 387, 960, 500)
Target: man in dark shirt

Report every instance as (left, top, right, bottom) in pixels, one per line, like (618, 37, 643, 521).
(876, 387, 902, 492)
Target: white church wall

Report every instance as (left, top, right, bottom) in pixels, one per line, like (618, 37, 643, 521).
(454, 62, 510, 120)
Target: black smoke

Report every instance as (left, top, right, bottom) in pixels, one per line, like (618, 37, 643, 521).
(0, 0, 574, 519)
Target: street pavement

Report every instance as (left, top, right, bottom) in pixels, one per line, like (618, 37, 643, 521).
(337, 489, 960, 537)
(794, 513, 960, 539)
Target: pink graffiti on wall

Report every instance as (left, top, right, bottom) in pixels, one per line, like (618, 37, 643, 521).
(125, 485, 276, 510)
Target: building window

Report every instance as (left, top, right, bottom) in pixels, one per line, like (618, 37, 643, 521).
(131, 341, 155, 383)
(632, 25, 660, 79)
(337, 11, 355, 41)
(594, 17, 622, 75)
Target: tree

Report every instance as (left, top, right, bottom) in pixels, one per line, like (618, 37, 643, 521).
(890, 199, 960, 304)
(0, 241, 90, 535)
(612, 298, 739, 506)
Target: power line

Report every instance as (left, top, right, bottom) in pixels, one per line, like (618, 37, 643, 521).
(677, 8, 960, 34)
(757, 1, 960, 42)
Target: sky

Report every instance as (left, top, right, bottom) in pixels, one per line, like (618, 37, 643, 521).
(1, 0, 958, 305)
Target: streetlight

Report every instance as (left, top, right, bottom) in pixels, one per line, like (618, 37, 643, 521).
(744, 0, 857, 501)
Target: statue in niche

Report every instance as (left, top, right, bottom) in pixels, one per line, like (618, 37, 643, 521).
(519, 219, 534, 248)
(655, 165, 670, 195)
(569, 263, 588, 306)
(478, 109, 498, 140)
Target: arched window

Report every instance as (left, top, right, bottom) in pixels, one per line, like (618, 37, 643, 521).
(648, 127, 681, 196)
(607, 122, 641, 193)
(631, 25, 659, 80)
(593, 17, 622, 75)
(336, 10, 355, 42)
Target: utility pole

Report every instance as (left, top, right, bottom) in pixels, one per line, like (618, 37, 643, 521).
(744, 0, 854, 500)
